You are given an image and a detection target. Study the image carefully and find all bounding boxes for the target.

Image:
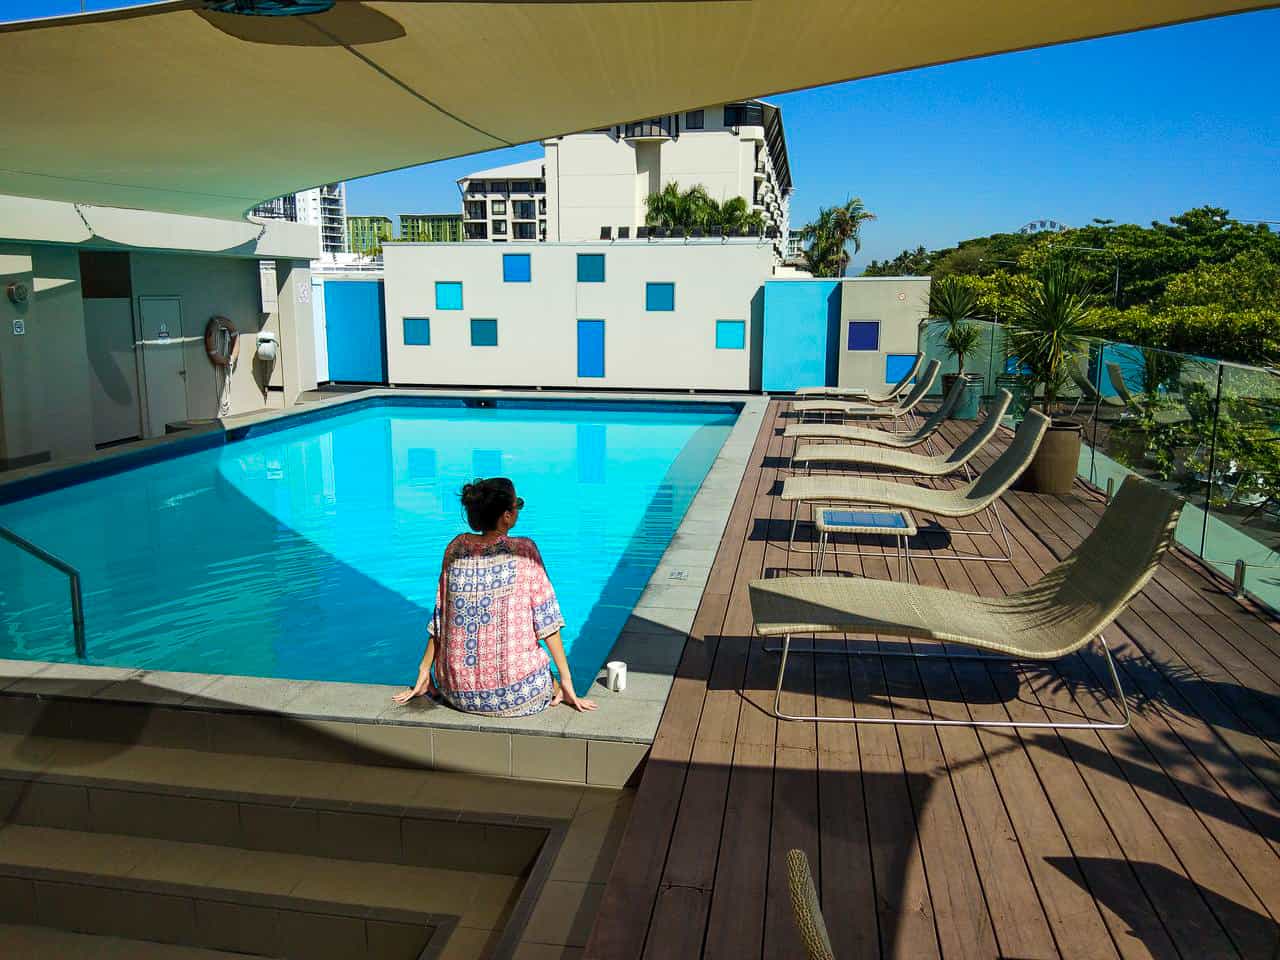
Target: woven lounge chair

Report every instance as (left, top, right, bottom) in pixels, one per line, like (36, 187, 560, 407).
(750, 475, 1182, 729)
(1105, 361, 1191, 425)
(784, 373, 966, 461)
(793, 360, 939, 424)
(780, 410, 1050, 563)
(793, 353, 922, 404)
(786, 850, 835, 960)
(1068, 366, 1124, 418)
(792, 389, 1012, 480)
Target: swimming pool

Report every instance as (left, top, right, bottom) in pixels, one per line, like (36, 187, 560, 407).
(0, 397, 737, 689)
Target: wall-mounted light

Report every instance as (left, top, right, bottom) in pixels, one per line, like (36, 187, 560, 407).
(5, 281, 29, 305)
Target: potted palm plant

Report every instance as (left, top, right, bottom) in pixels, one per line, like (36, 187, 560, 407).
(929, 276, 984, 418)
(1004, 259, 1094, 494)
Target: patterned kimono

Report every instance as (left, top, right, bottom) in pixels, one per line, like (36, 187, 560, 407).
(429, 534, 565, 717)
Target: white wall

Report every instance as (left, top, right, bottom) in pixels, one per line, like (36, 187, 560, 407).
(129, 253, 285, 421)
(836, 277, 932, 389)
(383, 241, 772, 391)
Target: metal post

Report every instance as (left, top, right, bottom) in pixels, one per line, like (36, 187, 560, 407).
(1201, 364, 1225, 558)
(1233, 560, 1247, 600)
(1105, 477, 1114, 503)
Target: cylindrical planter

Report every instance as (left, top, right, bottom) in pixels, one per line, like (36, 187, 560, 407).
(1024, 419, 1083, 494)
(953, 374, 983, 421)
(941, 372, 961, 404)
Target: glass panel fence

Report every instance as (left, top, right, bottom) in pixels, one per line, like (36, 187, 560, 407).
(916, 317, 1280, 611)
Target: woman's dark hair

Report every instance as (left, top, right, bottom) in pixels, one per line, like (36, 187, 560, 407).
(460, 477, 517, 532)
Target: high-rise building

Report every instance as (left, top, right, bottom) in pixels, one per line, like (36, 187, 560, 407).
(252, 182, 348, 255)
(785, 229, 806, 264)
(347, 215, 393, 255)
(456, 100, 793, 259)
(400, 213, 465, 243)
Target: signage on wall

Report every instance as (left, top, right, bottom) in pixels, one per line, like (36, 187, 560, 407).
(11, 318, 24, 336)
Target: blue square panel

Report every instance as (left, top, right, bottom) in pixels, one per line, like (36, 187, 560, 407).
(471, 318, 498, 346)
(884, 353, 917, 384)
(402, 317, 430, 346)
(577, 254, 606, 283)
(715, 319, 745, 350)
(435, 281, 463, 310)
(503, 253, 531, 283)
(646, 282, 675, 311)
(847, 320, 879, 351)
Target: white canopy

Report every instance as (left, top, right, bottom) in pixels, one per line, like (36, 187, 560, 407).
(1, 0, 1269, 220)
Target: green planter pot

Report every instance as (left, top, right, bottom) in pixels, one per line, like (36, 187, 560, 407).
(953, 374, 983, 421)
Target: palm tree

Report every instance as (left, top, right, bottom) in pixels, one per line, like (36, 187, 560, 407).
(1004, 259, 1095, 413)
(644, 183, 764, 234)
(800, 198, 876, 277)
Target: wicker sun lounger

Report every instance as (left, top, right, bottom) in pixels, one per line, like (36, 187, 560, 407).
(793, 352, 922, 405)
(784, 373, 966, 459)
(792, 360, 939, 422)
(1105, 362, 1191, 425)
(750, 475, 1182, 729)
(792, 389, 1012, 479)
(1068, 365, 1124, 417)
(780, 409, 1050, 563)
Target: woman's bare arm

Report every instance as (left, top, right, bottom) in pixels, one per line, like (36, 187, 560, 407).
(541, 630, 597, 712)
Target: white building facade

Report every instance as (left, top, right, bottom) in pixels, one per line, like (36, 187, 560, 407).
(382, 240, 771, 392)
(254, 183, 349, 256)
(457, 100, 793, 259)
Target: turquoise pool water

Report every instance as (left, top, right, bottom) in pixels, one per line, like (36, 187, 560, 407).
(0, 399, 736, 688)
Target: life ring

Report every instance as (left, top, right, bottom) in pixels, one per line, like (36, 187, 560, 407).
(204, 316, 240, 367)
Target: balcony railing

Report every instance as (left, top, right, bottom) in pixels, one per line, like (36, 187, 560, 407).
(920, 317, 1280, 611)
(624, 117, 675, 140)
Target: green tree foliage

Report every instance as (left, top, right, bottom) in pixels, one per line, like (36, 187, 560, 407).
(800, 198, 876, 277)
(866, 207, 1280, 365)
(644, 183, 764, 234)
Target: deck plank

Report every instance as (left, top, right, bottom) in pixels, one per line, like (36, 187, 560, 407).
(587, 401, 1280, 960)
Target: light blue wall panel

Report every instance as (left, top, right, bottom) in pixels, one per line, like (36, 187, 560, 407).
(761, 280, 841, 392)
(323, 280, 387, 384)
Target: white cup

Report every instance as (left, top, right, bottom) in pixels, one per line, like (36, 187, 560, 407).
(605, 661, 627, 693)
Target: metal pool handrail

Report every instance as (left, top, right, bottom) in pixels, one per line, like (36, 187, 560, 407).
(0, 524, 85, 659)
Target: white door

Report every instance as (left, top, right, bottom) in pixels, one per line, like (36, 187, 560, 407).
(137, 296, 189, 437)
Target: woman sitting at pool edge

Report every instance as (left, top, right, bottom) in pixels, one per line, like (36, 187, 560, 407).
(393, 477, 597, 716)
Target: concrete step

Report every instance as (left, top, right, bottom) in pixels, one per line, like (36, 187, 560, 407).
(0, 823, 509, 958)
(0, 732, 628, 959)
(0, 923, 255, 959)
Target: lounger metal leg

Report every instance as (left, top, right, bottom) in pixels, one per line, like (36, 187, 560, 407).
(767, 633, 1131, 730)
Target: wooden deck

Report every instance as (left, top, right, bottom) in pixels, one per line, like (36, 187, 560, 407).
(586, 400, 1280, 960)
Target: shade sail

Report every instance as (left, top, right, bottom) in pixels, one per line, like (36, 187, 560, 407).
(1, 0, 1272, 221)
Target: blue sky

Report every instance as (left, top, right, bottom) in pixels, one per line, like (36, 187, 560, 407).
(7, 4, 1278, 271)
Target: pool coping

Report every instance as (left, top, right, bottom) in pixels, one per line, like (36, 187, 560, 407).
(0, 387, 768, 787)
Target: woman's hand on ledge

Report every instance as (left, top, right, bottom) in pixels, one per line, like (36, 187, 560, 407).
(554, 684, 597, 712)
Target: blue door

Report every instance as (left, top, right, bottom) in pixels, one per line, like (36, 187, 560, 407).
(577, 319, 605, 378)
(323, 280, 387, 383)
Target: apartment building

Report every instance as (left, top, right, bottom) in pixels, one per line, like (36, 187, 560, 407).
(459, 159, 548, 243)
(347, 215, 393, 255)
(400, 213, 464, 243)
(456, 100, 792, 258)
(253, 182, 348, 256)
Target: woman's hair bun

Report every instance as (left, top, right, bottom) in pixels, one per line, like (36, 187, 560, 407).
(460, 477, 516, 533)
